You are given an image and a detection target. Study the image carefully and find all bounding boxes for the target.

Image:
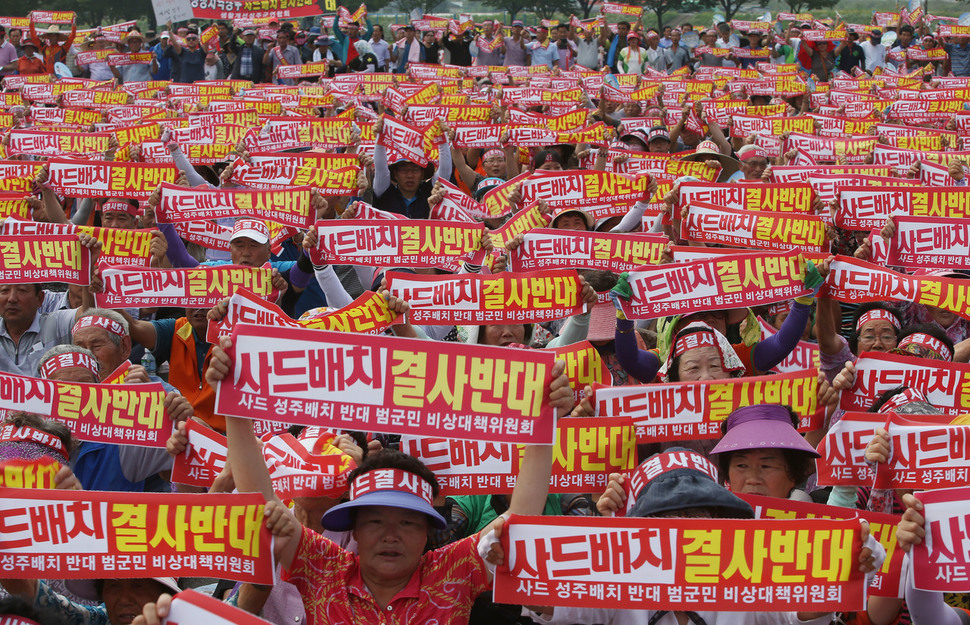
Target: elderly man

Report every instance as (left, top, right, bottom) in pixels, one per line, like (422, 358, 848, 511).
(264, 30, 301, 85)
(164, 30, 206, 83)
(230, 29, 264, 81)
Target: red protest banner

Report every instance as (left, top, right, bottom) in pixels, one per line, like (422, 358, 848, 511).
(809, 174, 919, 204)
(837, 186, 970, 230)
(784, 134, 878, 163)
(682, 202, 826, 253)
(215, 323, 557, 444)
(0, 235, 91, 285)
(0, 458, 60, 489)
(401, 416, 636, 495)
(157, 183, 313, 229)
(838, 351, 970, 414)
(551, 340, 611, 403)
(616, 252, 809, 320)
(384, 269, 586, 325)
(518, 170, 649, 210)
(7, 130, 110, 158)
(508, 229, 666, 272)
(494, 515, 865, 611)
(0, 488, 272, 584)
(205, 288, 402, 344)
(95, 263, 279, 309)
(377, 116, 437, 167)
(817, 411, 965, 489)
(0, 371, 168, 447)
(913, 487, 970, 591)
(822, 256, 970, 321)
(595, 369, 822, 442)
(229, 161, 360, 194)
(678, 181, 815, 213)
(886, 215, 970, 270)
(46, 158, 178, 201)
(309, 220, 484, 271)
(740, 493, 905, 598)
(171, 420, 355, 499)
(0, 217, 153, 267)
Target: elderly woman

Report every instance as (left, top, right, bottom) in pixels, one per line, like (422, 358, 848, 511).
(817, 301, 903, 382)
(710, 404, 820, 501)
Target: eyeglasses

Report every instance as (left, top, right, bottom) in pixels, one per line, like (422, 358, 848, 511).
(859, 332, 896, 343)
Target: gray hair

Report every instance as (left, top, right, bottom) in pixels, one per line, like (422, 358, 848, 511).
(76, 308, 129, 346)
(38, 345, 100, 378)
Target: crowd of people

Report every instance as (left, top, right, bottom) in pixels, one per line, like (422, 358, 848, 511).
(0, 4, 968, 625)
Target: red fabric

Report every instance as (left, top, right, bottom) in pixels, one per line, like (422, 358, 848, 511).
(283, 526, 489, 625)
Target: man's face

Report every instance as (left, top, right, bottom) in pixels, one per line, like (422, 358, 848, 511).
(741, 157, 768, 180)
(484, 23, 494, 37)
(101, 209, 136, 230)
(649, 138, 670, 153)
(663, 27, 671, 37)
(354, 506, 429, 587)
(8, 29, 20, 45)
(276, 33, 288, 47)
(557, 26, 568, 41)
(391, 162, 424, 193)
(423, 32, 434, 45)
(127, 38, 143, 52)
(483, 154, 505, 177)
(899, 31, 912, 46)
(671, 31, 680, 45)
(536, 29, 547, 43)
(102, 579, 169, 625)
(703, 32, 716, 45)
(618, 24, 630, 37)
(230, 237, 270, 267)
(349, 23, 361, 38)
(185, 34, 199, 49)
(74, 326, 130, 377)
(184, 307, 210, 336)
(217, 24, 229, 38)
(512, 25, 522, 37)
(0, 284, 42, 328)
(243, 33, 256, 46)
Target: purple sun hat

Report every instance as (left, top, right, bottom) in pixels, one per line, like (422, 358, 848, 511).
(710, 404, 819, 458)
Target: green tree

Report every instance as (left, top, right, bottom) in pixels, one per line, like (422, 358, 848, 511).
(393, 0, 446, 16)
(640, 0, 714, 30)
(481, 0, 535, 21)
(570, 0, 600, 19)
(782, 0, 839, 15)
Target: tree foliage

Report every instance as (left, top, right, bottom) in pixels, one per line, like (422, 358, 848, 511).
(783, 0, 839, 15)
(393, 0, 447, 17)
(639, 0, 715, 29)
(570, 0, 600, 19)
(482, 0, 559, 21)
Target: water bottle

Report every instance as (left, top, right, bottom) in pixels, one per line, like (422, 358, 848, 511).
(141, 350, 157, 378)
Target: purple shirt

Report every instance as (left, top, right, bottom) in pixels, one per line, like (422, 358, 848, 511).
(0, 41, 18, 75)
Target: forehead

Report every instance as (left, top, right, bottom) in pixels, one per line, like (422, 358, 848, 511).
(730, 449, 786, 463)
(679, 345, 721, 361)
(860, 318, 896, 332)
(73, 326, 113, 342)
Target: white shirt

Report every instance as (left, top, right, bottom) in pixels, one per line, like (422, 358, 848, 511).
(369, 38, 390, 69)
(860, 41, 886, 71)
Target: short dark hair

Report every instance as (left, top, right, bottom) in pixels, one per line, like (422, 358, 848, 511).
(899, 25, 914, 35)
(9, 27, 20, 36)
(346, 449, 440, 499)
(618, 21, 631, 29)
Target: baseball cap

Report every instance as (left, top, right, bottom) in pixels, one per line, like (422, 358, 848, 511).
(230, 218, 269, 244)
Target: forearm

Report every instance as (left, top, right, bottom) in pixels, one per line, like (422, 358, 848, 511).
(615, 318, 660, 382)
(610, 200, 650, 232)
(71, 197, 95, 225)
(815, 297, 844, 354)
(433, 141, 452, 184)
(545, 312, 590, 347)
(373, 144, 391, 196)
(226, 416, 277, 500)
(313, 264, 353, 309)
(41, 188, 69, 223)
(169, 145, 214, 188)
(508, 443, 553, 516)
(752, 300, 810, 372)
(159, 223, 200, 268)
(905, 580, 963, 625)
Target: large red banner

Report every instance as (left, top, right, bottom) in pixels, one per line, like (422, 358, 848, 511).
(886, 215, 970, 270)
(0, 235, 91, 285)
(494, 515, 866, 611)
(45, 158, 178, 200)
(215, 323, 558, 444)
(0, 488, 272, 583)
(740, 493, 905, 598)
(95, 263, 279, 309)
(508, 229, 666, 272)
(616, 252, 810, 320)
(594, 369, 822, 442)
(838, 351, 970, 415)
(682, 202, 826, 253)
(309, 220, 484, 271)
(384, 269, 586, 325)
(0, 218, 153, 267)
(816, 412, 964, 489)
(157, 183, 314, 229)
(913, 487, 970, 592)
(0, 372, 168, 447)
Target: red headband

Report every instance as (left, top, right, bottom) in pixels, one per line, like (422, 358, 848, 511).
(672, 330, 717, 359)
(350, 468, 434, 506)
(898, 332, 952, 361)
(40, 351, 99, 380)
(0, 424, 68, 460)
(101, 200, 137, 215)
(73, 315, 126, 339)
(628, 449, 719, 501)
(739, 147, 769, 161)
(878, 387, 930, 413)
(483, 149, 505, 161)
(856, 309, 900, 332)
